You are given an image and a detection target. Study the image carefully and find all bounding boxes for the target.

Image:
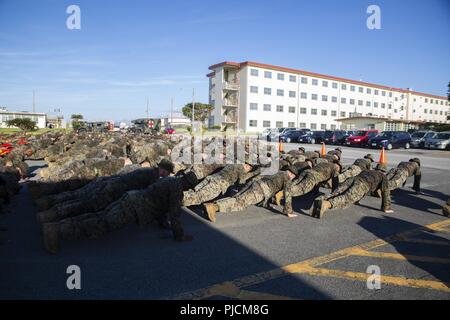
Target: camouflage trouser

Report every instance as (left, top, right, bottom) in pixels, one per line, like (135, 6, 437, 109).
(29, 178, 92, 198)
(45, 178, 128, 222)
(325, 177, 370, 210)
(388, 169, 410, 190)
(290, 174, 317, 197)
(337, 165, 362, 184)
(216, 181, 266, 213)
(58, 190, 159, 240)
(183, 177, 230, 206)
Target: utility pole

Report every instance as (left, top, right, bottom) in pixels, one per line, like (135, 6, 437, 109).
(192, 88, 195, 133)
(33, 90, 35, 112)
(146, 97, 149, 119)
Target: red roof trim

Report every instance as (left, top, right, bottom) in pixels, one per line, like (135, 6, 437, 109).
(207, 61, 447, 100)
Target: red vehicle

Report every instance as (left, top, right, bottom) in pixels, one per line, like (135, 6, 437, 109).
(165, 127, 176, 134)
(0, 143, 14, 156)
(345, 130, 379, 147)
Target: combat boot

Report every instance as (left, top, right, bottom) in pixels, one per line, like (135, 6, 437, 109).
(203, 202, 218, 223)
(42, 223, 59, 254)
(311, 199, 331, 219)
(274, 191, 283, 206)
(37, 209, 58, 224)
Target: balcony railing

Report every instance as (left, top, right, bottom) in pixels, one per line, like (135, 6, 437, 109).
(223, 98, 238, 106)
(223, 82, 239, 90)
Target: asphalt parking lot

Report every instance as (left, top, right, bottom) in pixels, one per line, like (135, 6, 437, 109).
(0, 144, 449, 299)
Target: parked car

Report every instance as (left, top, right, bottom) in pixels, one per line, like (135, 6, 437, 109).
(279, 129, 309, 143)
(345, 130, 379, 147)
(410, 131, 436, 148)
(368, 131, 411, 150)
(424, 131, 450, 150)
(330, 130, 352, 145)
(267, 127, 297, 141)
(297, 131, 328, 144)
(164, 127, 176, 134)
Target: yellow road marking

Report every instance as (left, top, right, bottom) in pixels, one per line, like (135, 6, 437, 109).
(171, 219, 450, 299)
(304, 268, 450, 293)
(349, 248, 450, 264)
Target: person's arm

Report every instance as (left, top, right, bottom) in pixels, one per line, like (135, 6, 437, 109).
(239, 167, 261, 185)
(380, 175, 392, 212)
(167, 181, 185, 241)
(282, 180, 294, 216)
(412, 165, 421, 193)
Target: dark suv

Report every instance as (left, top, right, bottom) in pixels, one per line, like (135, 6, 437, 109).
(297, 131, 328, 144)
(279, 129, 309, 143)
(368, 131, 412, 150)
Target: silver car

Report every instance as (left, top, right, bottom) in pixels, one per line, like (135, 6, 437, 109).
(425, 131, 450, 150)
(410, 131, 435, 148)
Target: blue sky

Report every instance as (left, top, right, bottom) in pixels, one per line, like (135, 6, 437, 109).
(0, 0, 449, 121)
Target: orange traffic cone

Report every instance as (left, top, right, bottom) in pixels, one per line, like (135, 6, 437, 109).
(278, 141, 284, 153)
(378, 147, 386, 165)
(321, 143, 326, 157)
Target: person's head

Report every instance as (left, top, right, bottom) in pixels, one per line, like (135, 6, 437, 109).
(286, 166, 298, 180)
(334, 160, 343, 173)
(181, 171, 198, 191)
(24, 148, 34, 157)
(243, 162, 253, 172)
(364, 154, 374, 162)
(298, 147, 306, 153)
(409, 158, 421, 166)
(375, 163, 387, 173)
(279, 159, 290, 170)
(157, 159, 175, 177)
(335, 147, 342, 153)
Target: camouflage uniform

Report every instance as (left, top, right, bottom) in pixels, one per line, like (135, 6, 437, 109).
(183, 164, 259, 206)
(335, 158, 372, 184)
(323, 170, 391, 211)
(215, 171, 293, 214)
(39, 168, 161, 221)
(55, 176, 193, 241)
(289, 162, 340, 197)
(387, 160, 421, 192)
(443, 198, 449, 217)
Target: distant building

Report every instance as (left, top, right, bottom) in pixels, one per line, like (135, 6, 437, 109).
(207, 61, 449, 132)
(337, 116, 423, 132)
(0, 108, 47, 128)
(158, 112, 191, 128)
(46, 115, 65, 129)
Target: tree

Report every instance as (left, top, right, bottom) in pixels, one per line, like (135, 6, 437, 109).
(71, 114, 84, 130)
(182, 103, 213, 122)
(6, 118, 37, 132)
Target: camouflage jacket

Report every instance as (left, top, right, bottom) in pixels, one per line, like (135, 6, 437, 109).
(357, 170, 391, 211)
(353, 158, 372, 171)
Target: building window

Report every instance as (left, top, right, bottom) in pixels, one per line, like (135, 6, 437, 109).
(276, 105, 284, 112)
(288, 122, 295, 128)
(381, 103, 385, 108)
(288, 106, 295, 113)
(321, 124, 327, 130)
(277, 73, 284, 81)
(358, 100, 363, 106)
(322, 95, 328, 102)
(299, 122, 306, 128)
(264, 71, 272, 79)
(374, 102, 378, 108)
(382, 91, 386, 96)
(312, 94, 318, 100)
(331, 96, 337, 103)
(374, 90, 379, 95)
(366, 101, 371, 107)
(341, 84, 347, 90)
(264, 88, 272, 95)
(289, 91, 296, 98)
(388, 104, 392, 109)
(263, 104, 271, 111)
(341, 97, 347, 104)
(276, 121, 283, 128)
(332, 82, 338, 89)
(330, 124, 337, 130)
(331, 110, 337, 117)
(367, 88, 371, 94)
(250, 86, 258, 93)
(289, 75, 296, 82)
(322, 80, 328, 87)
(359, 87, 363, 93)
(250, 69, 259, 76)
(311, 109, 318, 115)
(310, 123, 317, 129)
(301, 92, 307, 99)
(340, 111, 346, 117)
(425, 98, 428, 103)
(263, 120, 271, 128)
(312, 79, 318, 86)
(321, 110, 327, 116)
(350, 99, 355, 105)
(389, 92, 392, 97)
(350, 85, 355, 92)
(249, 120, 257, 127)
(277, 89, 284, 96)
(250, 103, 258, 110)
(300, 107, 307, 114)
(301, 77, 307, 84)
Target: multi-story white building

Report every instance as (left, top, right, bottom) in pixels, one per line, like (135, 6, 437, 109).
(207, 61, 449, 132)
